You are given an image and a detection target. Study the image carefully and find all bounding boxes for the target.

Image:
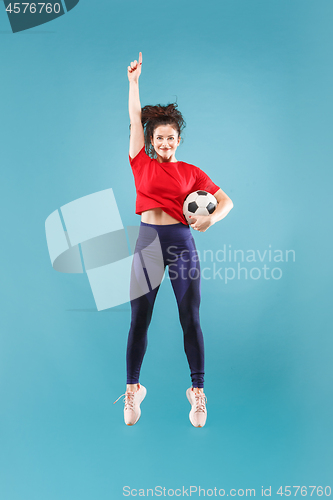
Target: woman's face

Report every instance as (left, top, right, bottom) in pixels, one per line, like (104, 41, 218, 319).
(151, 124, 181, 162)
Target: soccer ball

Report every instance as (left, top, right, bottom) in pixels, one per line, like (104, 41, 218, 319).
(183, 190, 217, 225)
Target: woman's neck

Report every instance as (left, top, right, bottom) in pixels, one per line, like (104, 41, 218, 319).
(155, 154, 177, 163)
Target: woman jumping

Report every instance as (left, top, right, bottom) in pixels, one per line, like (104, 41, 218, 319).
(115, 52, 233, 427)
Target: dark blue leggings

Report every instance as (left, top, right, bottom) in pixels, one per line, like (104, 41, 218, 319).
(126, 221, 205, 388)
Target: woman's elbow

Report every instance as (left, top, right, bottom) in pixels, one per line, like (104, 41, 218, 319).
(226, 197, 234, 210)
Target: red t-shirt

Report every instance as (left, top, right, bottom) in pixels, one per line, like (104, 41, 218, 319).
(129, 147, 220, 225)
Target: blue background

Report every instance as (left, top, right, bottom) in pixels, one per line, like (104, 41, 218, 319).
(0, 0, 332, 498)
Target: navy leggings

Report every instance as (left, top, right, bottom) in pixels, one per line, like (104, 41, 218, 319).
(126, 221, 205, 388)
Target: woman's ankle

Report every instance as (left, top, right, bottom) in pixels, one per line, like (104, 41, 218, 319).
(127, 383, 139, 392)
(193, 387, 204, 394)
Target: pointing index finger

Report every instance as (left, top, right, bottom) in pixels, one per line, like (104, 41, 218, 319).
(139, 51, 142, 65)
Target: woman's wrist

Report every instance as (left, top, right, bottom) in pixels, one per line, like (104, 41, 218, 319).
(209, 214, 216, 225)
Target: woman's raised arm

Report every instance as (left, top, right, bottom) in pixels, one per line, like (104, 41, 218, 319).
(128, 52, 145, 159)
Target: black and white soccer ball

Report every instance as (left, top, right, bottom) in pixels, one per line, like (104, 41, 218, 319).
(183, 190, 217, 225)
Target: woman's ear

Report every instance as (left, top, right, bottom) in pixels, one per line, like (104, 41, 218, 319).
(178, 135, 181, 145)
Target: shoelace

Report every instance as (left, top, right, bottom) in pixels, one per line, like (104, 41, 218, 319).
(194, 393, 207, 413)
(113, 391, 135, 411)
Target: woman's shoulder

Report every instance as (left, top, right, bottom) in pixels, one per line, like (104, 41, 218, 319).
(129, 146, 152, 167)
(179, 159, 199, 170)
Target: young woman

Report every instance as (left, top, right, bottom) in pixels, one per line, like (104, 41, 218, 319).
(115, 52, 233, 427)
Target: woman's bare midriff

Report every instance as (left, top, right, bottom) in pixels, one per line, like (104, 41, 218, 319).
(141, 208, 181, 225)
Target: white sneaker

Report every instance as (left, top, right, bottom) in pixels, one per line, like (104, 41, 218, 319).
(186, 387, 207, 428)
(114, 384, 147, 426)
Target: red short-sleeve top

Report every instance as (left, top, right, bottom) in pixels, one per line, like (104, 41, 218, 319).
(129, 147, 220, 226)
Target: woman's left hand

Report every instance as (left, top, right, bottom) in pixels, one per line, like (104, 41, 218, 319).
(189, 215, 214, 232)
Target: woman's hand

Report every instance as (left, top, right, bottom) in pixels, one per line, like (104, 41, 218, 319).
(128, 52, 142, 83)
(188, 215, 214, 232)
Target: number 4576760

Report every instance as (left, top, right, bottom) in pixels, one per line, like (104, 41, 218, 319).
(277, 486, 331, 496)
(6, 3, 61, 14)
